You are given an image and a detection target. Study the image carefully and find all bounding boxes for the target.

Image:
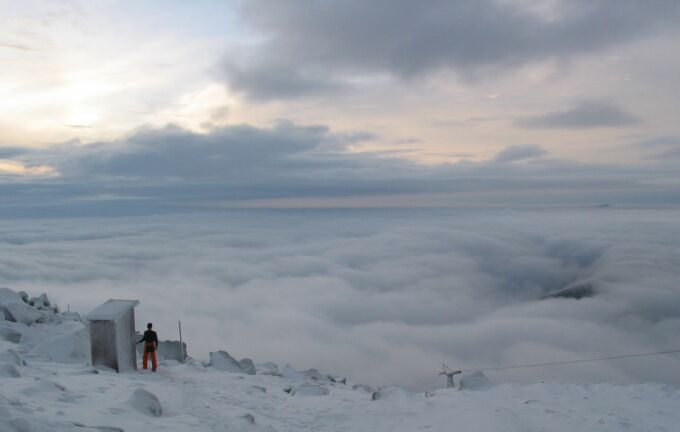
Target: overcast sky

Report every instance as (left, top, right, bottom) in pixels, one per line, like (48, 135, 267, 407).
(1, 0, 680, 209)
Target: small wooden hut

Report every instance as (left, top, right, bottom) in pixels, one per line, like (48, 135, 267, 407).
(87, 299, 139, 372)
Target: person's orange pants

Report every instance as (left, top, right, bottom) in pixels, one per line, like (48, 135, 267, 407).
(143, 349, 157, 371)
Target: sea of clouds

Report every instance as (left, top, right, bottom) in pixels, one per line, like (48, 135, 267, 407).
(1, 207, 679, 387)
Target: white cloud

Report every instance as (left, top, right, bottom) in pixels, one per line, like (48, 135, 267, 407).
(1, 208, 679, 386)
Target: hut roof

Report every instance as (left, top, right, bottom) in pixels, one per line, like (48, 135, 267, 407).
(87, 299, 139, 321)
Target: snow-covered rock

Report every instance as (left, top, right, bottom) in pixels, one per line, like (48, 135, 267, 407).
(29, 325, 89, 363)
(257, 361, 280, 376)
(291, 384, 330, 396)
(304, 368, 324, 381)
(0, 327, 22, 343)
(2, 302, 45, 325)
(0, 349, 26, 366)
(17, 291, 29, 303)
(280, 364, 306, 380)
(459, 371, 493, 390)
(0, 363, 20, 378)
(132, 388, 163, 417)
(0, 287, 24, 305)
(29, 293, 52, 309)
(208, 350, 255, 374)
(353, 384, 377, 393)
(371, 386, 414, 402)
(239, 357, 257, 375)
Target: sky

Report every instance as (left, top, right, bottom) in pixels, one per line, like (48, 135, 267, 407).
(1, 0, 680, 210)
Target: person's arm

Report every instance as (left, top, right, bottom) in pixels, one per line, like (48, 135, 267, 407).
(153, 331, 159, 347)
(137, 332, 146, 344)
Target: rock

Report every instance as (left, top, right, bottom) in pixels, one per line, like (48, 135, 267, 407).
(280, 364, 305, 380)
(29, 293, 51, 309)
(304, 368, 324, 381)
(30, 326, 90, 363)
(257, 362, 281, 376)
(0, 287, 24, 305)
(239, 358, 257, 375)
(353, 384, 376, 393)
(0, 327, 22, 343)
(291, 384, 329, 396)
(0, 349, 26, 366)
(2, 303, 45, 325)
(243, 413, 256, 424)
(60, 312, 82, 322)
(0, 363, 20, 378)
(208, 351, 249, 374)
(17, 291, 29, 303)
(459, 371, 493, 390)
(132, 388, 163, 417)
(371, 386, 413, 401)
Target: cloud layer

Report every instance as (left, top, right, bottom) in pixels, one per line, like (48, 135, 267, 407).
(226, 0, 680, 99)
(1, 208, 679, 387)
(517, 101, 641, 129)
(2, 121, 680, 217)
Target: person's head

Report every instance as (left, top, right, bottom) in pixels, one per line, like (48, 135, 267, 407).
(147, 323, 153, 330)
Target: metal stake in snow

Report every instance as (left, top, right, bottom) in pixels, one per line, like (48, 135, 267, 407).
(178, 321, 184, 362)
(439, 364, 461, 388)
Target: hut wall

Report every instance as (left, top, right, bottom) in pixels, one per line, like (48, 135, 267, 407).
(115, 308, 137, 372)
(90, 320, 117, 371)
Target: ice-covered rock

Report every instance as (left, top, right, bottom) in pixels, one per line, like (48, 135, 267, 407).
(0, 287, 24, 305)
(17, 291, 29, 303)
(239, 358, 257, 375)
(60, 311, 82, 322)
(132, 388, 163, 417)
(459, 371, 493, 390)
(304, 368, 324, 381)
(0, 363, 20, 378)
(2, 303, 45, 325)
(208, 351, 252, 374)
(257, 362, 280, 376)
(0, 327, 22, 343)
(29, 293, 51, 309)
(291, 384, 330, 396)
(371, 386, 413, 401)
(0, 349, 26, 366)
(281, 364, 306, 380)
(353, 384, 377, 393)
(30, 325, 90, 363)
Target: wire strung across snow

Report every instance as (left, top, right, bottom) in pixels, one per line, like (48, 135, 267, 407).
(404, 348, 680, 392)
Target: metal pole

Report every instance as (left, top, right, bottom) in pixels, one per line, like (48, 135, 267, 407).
(178, 321, 184, 362)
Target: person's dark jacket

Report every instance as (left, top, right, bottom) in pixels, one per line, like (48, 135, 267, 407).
(138, 330, 158, 352)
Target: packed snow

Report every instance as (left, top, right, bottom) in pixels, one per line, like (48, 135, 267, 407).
(2, 287, 680, 432)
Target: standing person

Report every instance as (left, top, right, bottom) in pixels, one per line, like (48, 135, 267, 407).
(138, 323, 158, 372)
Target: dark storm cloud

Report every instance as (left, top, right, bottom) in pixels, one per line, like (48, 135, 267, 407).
(226, 0, 680, 99)
(517, 101, 641, 129)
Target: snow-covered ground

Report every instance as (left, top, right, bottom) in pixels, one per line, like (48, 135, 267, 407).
(2, 288, 680, 432)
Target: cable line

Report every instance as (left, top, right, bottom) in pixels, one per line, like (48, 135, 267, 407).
(459, 348, 680, 373)
(404, 348, 680, 392)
